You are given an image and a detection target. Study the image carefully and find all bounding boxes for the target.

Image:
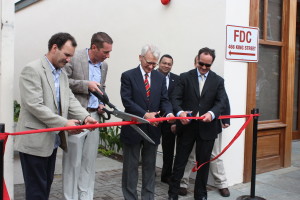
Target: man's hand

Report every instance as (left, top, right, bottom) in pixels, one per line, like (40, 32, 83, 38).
(98, 104, 106, 114)
(171, 124, 176, 134)
(166, 113, 175, 123)
(144, 112, 160, 127)
(179, 111, 191, 125)
(88, 81, 103, 94)
(222, 123, 230, 128)
(65, 119, 84, 135)
(201, 112, 212, 122)
(84, 116, 98, 131)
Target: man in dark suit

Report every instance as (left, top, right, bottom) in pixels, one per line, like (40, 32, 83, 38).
(157, 54, 180, 184)
(168, 47, 228, 200)
(120, 44, 175, 200)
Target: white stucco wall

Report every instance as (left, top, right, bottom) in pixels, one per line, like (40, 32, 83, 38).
(14, 0, 250, 186)
(1, 0, 15, 198)
(220, 0, 250, 186)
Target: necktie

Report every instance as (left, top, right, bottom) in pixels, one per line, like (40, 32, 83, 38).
(144, 73, 150, 97)
(199, 74, 205, 95)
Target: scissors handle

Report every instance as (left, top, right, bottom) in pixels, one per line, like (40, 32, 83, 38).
(101, 107, 112, 120)
(90, 86, 116, 109)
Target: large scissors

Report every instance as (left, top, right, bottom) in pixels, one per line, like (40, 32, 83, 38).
(90, 86, 155, 144)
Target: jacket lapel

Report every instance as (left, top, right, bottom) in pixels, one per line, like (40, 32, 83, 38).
(42, 57, 58, 110)
(201, 71, 214, 96)
(133, 66, 148, 102)
(149, 71, 159, 103)
(81, 50, 89, 81)
(59, 74, 66, 115)
(168, 73, 175, 94)
(190, 69, 200, 99)
(100, 63, 106, 85)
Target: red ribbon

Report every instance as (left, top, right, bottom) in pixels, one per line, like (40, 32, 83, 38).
(192, 114, 254, 172)
(0, 114, 258, 174)
(3, 114, 258, 136)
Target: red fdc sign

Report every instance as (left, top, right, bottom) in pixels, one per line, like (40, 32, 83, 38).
(226, 25, 259, 62)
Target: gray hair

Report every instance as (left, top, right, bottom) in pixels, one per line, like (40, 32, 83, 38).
(140, 44, 161, 59)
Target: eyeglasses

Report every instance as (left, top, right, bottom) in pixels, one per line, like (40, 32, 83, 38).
(198, 61, 212, 68)
(143, 56, 157, 66)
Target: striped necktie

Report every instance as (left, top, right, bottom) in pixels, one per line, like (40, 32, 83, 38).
(144, 73, 150, 97)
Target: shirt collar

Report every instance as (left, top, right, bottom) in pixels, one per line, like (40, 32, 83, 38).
(45, 56, 62, 74)
(87, 48, 102, 68)
(139, 64, 151, 77)
(197, 68, 209, 77)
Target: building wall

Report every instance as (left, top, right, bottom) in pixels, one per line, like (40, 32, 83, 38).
(14, 0, 250, 186)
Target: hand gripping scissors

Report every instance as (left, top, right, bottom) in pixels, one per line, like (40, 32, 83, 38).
(90, 86, 155, 144)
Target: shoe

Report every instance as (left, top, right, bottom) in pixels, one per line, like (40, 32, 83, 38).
(219, 188, 230, 197)
(195, 197, 207, 200)
(161, 177, 171, 184)
(168, 195, 178, 200)
(178, 187, 188, 196)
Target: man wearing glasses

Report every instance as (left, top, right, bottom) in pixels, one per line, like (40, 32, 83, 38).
(120, 44, 175, 200)
(168, 47, 228, 200)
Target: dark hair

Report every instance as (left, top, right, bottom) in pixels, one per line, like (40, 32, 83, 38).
(90, 32, 113, 49)
(194, 55, 197, 64)
(198, 47, 216, 62)
(48, 32, 77, 51)
(159, 54, 173, 63)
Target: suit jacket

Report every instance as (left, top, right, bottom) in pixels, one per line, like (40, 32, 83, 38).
(221, 96, 230, 125)
(120, 66, 173, 145)
(64, 49, 108, 108)
(172, 68, 227, 140)
(167, 72, 180, 100)
(160, 72, 179, 131)
(14, 57, 90, 157)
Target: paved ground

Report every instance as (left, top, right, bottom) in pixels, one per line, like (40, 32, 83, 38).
(14, 140, 300, 200)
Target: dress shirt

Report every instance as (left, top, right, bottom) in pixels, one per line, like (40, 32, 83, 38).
(87, 49, 102, 109)
(139, 65, 151, 86)
(177, 70, 215, 120)
(166, 73, 170, 89)
(196, 69, 215, 120)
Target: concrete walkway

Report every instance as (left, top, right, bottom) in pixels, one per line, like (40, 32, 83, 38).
(14, 140, 300, 200)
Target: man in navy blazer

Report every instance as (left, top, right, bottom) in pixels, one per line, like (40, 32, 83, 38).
(120, 44, 175, 200)
(168, 47, 228, 200)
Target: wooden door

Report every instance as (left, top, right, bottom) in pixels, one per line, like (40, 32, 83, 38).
(245, 0, 297, 182)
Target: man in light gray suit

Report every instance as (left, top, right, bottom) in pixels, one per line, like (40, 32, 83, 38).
(14, 32, 97, 200)
(63, 32, 113, 200)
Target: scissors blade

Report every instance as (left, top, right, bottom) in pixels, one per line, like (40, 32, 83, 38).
(130, 124, 155, 144)
(112, 110, 149, 124)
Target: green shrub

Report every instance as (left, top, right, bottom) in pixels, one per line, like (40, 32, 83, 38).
(14, 100, 20, 122)
(99, 117, 122, 152)
(98, 148, 114, 156)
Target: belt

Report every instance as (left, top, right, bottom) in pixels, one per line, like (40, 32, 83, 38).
(87, 107, 98, 112)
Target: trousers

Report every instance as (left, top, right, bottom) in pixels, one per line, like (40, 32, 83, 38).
(180, 133, 228, 189)
(19, 149, 57, 200)
(122, 141, 158, 200)
(62, 111, 100, 200)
